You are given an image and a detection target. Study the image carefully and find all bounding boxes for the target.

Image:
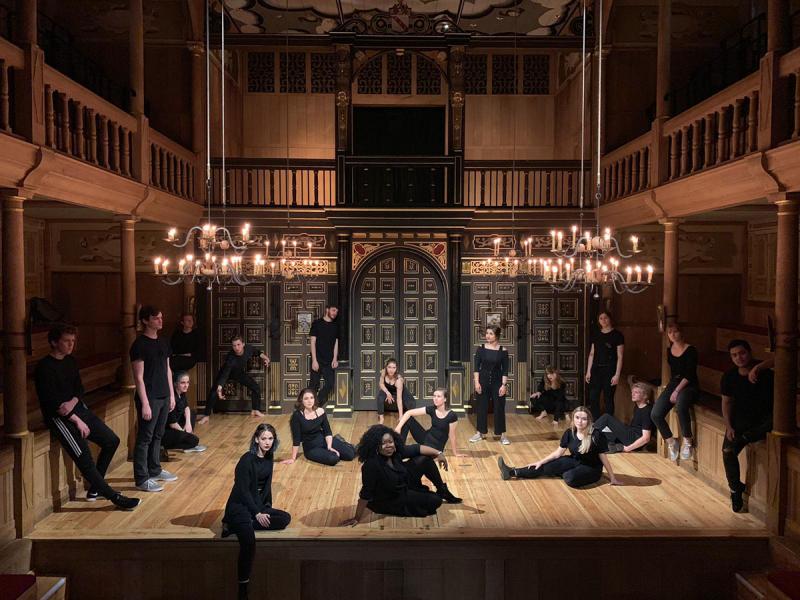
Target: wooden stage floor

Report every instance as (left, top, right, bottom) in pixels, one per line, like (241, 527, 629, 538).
(29, 412, 766, 541)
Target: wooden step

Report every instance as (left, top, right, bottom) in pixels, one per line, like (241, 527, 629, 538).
(35, 576, 66, 600)
(717, 326, 771, 356)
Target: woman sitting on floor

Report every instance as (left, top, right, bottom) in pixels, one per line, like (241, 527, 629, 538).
(282, 388, 355, 466)
(221, 423, 291, 600)
(497, 406, 621, 488)
(594, 381, 656, 453)
(530, 365, 569, 424)
(340, 425, 451, 525)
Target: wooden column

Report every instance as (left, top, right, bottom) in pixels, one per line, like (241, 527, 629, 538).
(129, 0, 148, 182)
(119, 217, 138, 388)
(448, 233, 462, 362)
(767, 0, 791, 54)
(336, 232, 351, 362)
(2, 189, 34, 536)
(767, 192, 799, 535)
(758, 0, 792, 150)
(659, 219, 680, 386)
(655, 0, 671, 120)
(448, 46, 465, 205)
(189, 41, 205, 203)
(334, 44, 351, 205)
(13, 0, 44, 144)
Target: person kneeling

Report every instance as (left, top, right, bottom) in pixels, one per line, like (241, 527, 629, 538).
(497, 406, 621, 488)
(162, 371, 207, 453)
(530, 365, 568, 424)
(594, 381, 655, 453)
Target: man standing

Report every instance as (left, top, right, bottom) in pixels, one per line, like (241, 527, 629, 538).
(130, 305, 177, 492)
(720, 339, 774, 513)
(35, 325, 139, 510)
(170, 312, 203, 373)
(198, 335, 270, 423)
(309, 305, 339, 407)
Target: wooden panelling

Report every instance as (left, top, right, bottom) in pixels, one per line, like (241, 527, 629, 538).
(242, 94, 334, 158)
(786, 445, 800, 537)
(0, 445, 15, 543)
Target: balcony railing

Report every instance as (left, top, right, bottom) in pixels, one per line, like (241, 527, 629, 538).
(464, 161, 589, 208)
(345, 156, 457, 206)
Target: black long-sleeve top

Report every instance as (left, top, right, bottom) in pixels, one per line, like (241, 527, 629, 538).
(358, 444, 422, 504)
(667, 344, 699, 388)
(215, 345, 261, 387)
(473, 344, 509, 385)
(289, 409, 332, 449)
(166, 392, 190, 428)
(34, 354, 86, 421)
(223, 451, 275, 526)
(537, 378, 567, 406)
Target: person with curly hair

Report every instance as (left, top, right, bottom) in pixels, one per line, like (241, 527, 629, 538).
(340, 425, 453, 525)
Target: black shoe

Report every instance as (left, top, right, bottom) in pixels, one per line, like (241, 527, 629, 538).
(606, 443, 625, 454)
(730, 488, 745, 513)
(436, 484, 463, 504)
(498, 456, 513, 481)
(86, 490, 99, 502)
(221, 525, 232, 538)
(238, 581, 249, 600)
(111, 493, 140, 511)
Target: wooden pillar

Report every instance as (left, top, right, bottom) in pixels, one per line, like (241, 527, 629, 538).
(129, 0, 149, 183)
(448, 46, 465, 205)
(758, 0, 792, 150)
(660, 219, 680, 385)
(2, 189, 34, 536)
(655, 0, 671, 120)
(118, 217, 138, 457)
(189, 41, 205, 203)
(13, 0, 44, 144)
(336, 232, 351, 362)
(334, 44, 351, 205)
(767, 0, 791, 54)
(448, 233, 462, 362)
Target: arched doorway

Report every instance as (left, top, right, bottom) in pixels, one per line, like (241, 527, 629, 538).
(352, 248, 447, 410)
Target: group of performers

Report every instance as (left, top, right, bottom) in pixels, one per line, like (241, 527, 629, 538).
(33, 306, 776, 600)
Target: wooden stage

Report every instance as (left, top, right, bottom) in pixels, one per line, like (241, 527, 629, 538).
(28, 413, 771, 599)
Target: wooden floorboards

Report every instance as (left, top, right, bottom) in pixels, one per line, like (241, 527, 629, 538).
(28, 412, 765, 541)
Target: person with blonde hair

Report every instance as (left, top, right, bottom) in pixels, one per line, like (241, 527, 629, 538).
(497, 406, 620, 488)
(594, 381, 656, 453)
(530, 365, 568, 424)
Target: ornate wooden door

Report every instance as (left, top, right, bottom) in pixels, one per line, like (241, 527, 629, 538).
(353, 250, 447, 410)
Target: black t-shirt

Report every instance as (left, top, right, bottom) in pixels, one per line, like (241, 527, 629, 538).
(630, 403, 656, 433)
(309, 318, 339, 363)
(167, 392, 190, 427)
(423, 405, 458, 451)
(34, 354, 86, 421)
(667, 345, 699, 387)
(720, 366, 774, 431)
(129, 335, 172, 399)
(591, 329, 625, 368)
(559, 428, 608, 468)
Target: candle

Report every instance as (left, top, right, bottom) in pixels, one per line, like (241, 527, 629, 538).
(635, 265, 642, 283)
(153, 257, 162, 274)
(647, 264, 654, 284)
(264, 240, 270, 257)
(550, 230, 556, 251)
(571, 226, 577, 246)
(603, 228, 611, 250)
(527, 258, 533, 274)
(557, 231, 563, 251)
(178, 259, 186, 274)
(281, 239, 287, 256)
(557, 258, 563, 279)
(221, 258, 229, 274)
(626, 266, 632, 283)
(585, 232, 592, 251)
(242, 223, 250, 242)
(308, 241, 312, 257)
(168, 228, 177, 242)
(292, 240, 298, 256)
(162, 259, 169, 275)
(631, 235, 639, 253)
(494, 237, 501, 257)
(551, 266, 558, 281)
(270, 261, 276, 276)
(527, 237, 533, 257)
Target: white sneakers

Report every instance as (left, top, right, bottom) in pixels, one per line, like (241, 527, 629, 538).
(667, 439, 693, 462)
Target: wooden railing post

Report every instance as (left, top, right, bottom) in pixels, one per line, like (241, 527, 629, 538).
(13, 0, 44, 144)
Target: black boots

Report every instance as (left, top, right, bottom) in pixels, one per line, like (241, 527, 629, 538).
(437, 484, 462, 504)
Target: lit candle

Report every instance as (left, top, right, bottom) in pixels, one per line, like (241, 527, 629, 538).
(603, 228, 611, 250)
(281, 239, 287, 256)
(557, 231, 563, 251)
(647, 264, 654, 284)
(571, 225, 577, 246)
(631, 235, 639, 253)
(270, 261, 275, 276)
(565, 261, 572, 277)
(162, 259, 169, 275)
(264, 240, 270, 257)
(221, 257, 229, 273)
(550, 230, 556, 251)
(557, 258, 563, 279)
(168, 228, 177, 242)
(178, 259, 186, 274)
(584, 231, 592, 251)
(527, 237, 533, 257)
(292, 240, 297, 256)
(153, 257, 162, 274)
(551, 266, 558, 281)
(626, 266, 632, 283)
(494, 237, 501, 257)
(527, 258, 533, 274)
(308, 241, 312, 257)
(635, 265, 642, 283)
(242, 223, 250, 242)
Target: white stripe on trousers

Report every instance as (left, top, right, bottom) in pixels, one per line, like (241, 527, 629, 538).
(53, 417, 82, 457)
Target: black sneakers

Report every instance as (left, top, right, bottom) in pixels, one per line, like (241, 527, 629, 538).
(498, 456, 513, 480)
(111, 493, 141, 511)
(730, 488, 745, 513)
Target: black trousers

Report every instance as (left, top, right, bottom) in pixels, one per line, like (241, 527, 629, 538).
(133, 396, 169, 486)
(47, 409, 119, 499)
(722, 419, 771, 491)
(376, 388, 416, 415)
(588, 365, 617, 418)
(205, 373, 262, 416)
(367, 456, 444, 517)
(303, 436, 356, 466)
(651, 381, 697, 439)
(531, 394, 568, 421)
(309, 362, 336, 407)
(475, 379, 506, 435)
(162, 428, 200, 450)
(227, 507, 291, 583)
(594, 414, 642, 447)
(513, 456, 602, 488)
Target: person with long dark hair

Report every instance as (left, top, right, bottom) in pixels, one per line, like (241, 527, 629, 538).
(469, 325, 510, 445)
(221, 423, 291, 600)
(162, 371, 206, 453)
(376, 358, 416, 425)
(585, 311, 625, 418)
(530, 365, 569, 424)
(340, 425, 451, 525)
(282, 388, 355, 466)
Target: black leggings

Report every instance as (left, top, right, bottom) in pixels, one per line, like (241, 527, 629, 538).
(48, 410, 120, 499)
(376, 388, 416, 415)
(512, 456, 602, 488)
(227, 507, 291, 584)
(651, 382, 697, 439)
(367, 456, 444, 517)
(594, 414, 642, 447)
(309, 362, 336, 407)
(588, 365, 617, 418)
(475, 380, 506, 435)
(205, 373, 262, 416)
(303, 436, 356, 466)
(162, 428, 200, 450)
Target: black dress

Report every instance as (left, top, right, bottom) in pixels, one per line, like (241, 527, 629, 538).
(473, 344, 510, 435)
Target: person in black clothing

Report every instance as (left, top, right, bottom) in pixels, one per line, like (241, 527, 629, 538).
(395, 387, 465, 503)
(130, 305, 177, 493)
(309, 305, 339, 407)
(221, 423, 291, 600)
(340, 425, 451, 525)
(585, 311, 625, 418)
(376, 358, 416, 426)
(282, 388, 355, 466)
(162, 371, 206, 453)
(651, 323, 700, 462)
(595, 381, 656, 453)
(470, 325, 511, 445)
(530, 365, 568, 424)
(721, 339, 774, 513)
(34, 325, 139, 510)
(170, 313, 203, 373)
(199, 335, 270, 423)
(498, 406, 621, 488)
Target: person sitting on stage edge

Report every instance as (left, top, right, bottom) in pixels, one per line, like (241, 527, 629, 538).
(199, 335, 270, 423)
(169, 312, 203, 373)
(595, 381, 656, 453)
(721, 339, 774, 513)
(497, 406, 621, 488)
(530, 365, 568, 424)
(585, 311, 625, 418)
(309, 304, 339, 407)
(376, 358, 416, 427)
(470, 325, 511, 445)
(221, 423, 291, 600)
(340, 425, 452, 525)
(34, 324, 139, 510)
(162, 371, 207, 454)
(395, 387, 465, 503)
(651, 323, 699, 462)
(282, 388, 355, 466)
